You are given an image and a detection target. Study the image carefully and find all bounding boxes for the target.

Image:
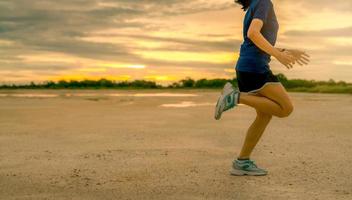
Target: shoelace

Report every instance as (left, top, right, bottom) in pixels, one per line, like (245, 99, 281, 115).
(247, 160, 258, 168)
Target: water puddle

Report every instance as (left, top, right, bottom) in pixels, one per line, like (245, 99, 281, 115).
(0, 94, 59, 98)
(105, 93, 198, 97)
(160, 101, 214, 108)
(0, 93, 198, 98)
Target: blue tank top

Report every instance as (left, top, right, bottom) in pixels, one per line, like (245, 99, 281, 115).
(235, 0, 279, 73)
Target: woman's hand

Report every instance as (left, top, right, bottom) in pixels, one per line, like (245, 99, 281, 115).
(274, 50, 297, 69)
(285, 49, 310, 66)
(245, 18, 311, 69)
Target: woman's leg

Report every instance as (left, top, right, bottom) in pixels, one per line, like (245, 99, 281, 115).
(239, 83, 294, 118)
(237, 83, 294, 159)
(238, 110, 272, 159)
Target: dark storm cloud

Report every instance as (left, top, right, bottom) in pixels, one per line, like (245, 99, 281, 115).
(93, 33, 242, 52)
(0, 1, 138, 61)
(124, 57, 234, 73)
(0, 0, 235, 72)
(0, 60, 75, 71)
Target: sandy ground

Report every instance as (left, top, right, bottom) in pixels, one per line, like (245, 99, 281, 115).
(0, 90, 351, 200)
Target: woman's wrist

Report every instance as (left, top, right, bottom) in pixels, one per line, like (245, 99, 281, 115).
(273, 48, 283, 58)
(276, 47, 286, 52)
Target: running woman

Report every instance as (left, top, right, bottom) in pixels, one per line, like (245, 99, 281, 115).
(214, 0, 310, 176)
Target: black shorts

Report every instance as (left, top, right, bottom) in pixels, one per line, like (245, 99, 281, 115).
(236, 70, 281, 94)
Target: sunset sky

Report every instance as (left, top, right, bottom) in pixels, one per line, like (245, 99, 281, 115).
(1, 0, 352, 84)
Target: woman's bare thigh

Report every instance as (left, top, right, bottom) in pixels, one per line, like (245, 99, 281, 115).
(256, 83, 293, 110)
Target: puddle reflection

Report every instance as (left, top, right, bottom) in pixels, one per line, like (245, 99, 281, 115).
(0, 94, 59, 98)
(0, 93, 198, 98)
(106, 93, 198, 97)
(161, 101, 214, 108)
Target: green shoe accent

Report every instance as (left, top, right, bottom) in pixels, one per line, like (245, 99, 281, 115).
(214, 82, 240, 120)
(224, 91, 237, 111)
(230, 159, 268, 176)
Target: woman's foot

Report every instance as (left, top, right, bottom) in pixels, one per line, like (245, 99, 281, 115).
(230, 159, 268, 176)
(214, 82, 240, 120)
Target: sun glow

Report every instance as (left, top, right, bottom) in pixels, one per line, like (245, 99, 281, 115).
(50, 74, 132, 81)
(144, 75, 177, 81)
(136, 51, 238, 64)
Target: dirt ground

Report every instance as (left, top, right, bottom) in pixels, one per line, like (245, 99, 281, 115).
(0, 90, 351, 200)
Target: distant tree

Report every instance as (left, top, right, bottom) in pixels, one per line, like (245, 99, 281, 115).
(58, 80, 69, 88)
(168, 82, 182, 88)
(43, 81, 56, 89)
(276, 73, 288, 82)
(327, 79, 336, 86)
(180, 77, 195, 88)
(1, 76, 351, 94)
(130, 80, 160, 88)
(337, 81, 347, 86)
(98, 79, 114, 88)
(29, 81, 36, 89)
(194, 78, 230, 88)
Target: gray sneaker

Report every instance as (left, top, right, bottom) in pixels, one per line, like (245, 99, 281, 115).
(214, 82, 240, 120)
(230, 159, 268, 176)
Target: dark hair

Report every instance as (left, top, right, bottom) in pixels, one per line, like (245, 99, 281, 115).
(235, 0, 251, 11)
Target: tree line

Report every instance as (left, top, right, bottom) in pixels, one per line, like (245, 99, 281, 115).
(0, 73, 351, 93)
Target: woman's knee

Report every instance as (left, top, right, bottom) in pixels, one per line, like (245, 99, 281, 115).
(258, 84, 294, 118)
(278, 103, 294, 118)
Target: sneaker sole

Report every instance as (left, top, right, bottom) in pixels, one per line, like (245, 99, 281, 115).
(214, 83, 236, 120)
(214, 95, 224, 120)
(230, 168, 268, 176)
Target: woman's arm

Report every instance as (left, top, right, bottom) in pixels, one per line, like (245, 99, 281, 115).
(247, 19, 296, 69)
